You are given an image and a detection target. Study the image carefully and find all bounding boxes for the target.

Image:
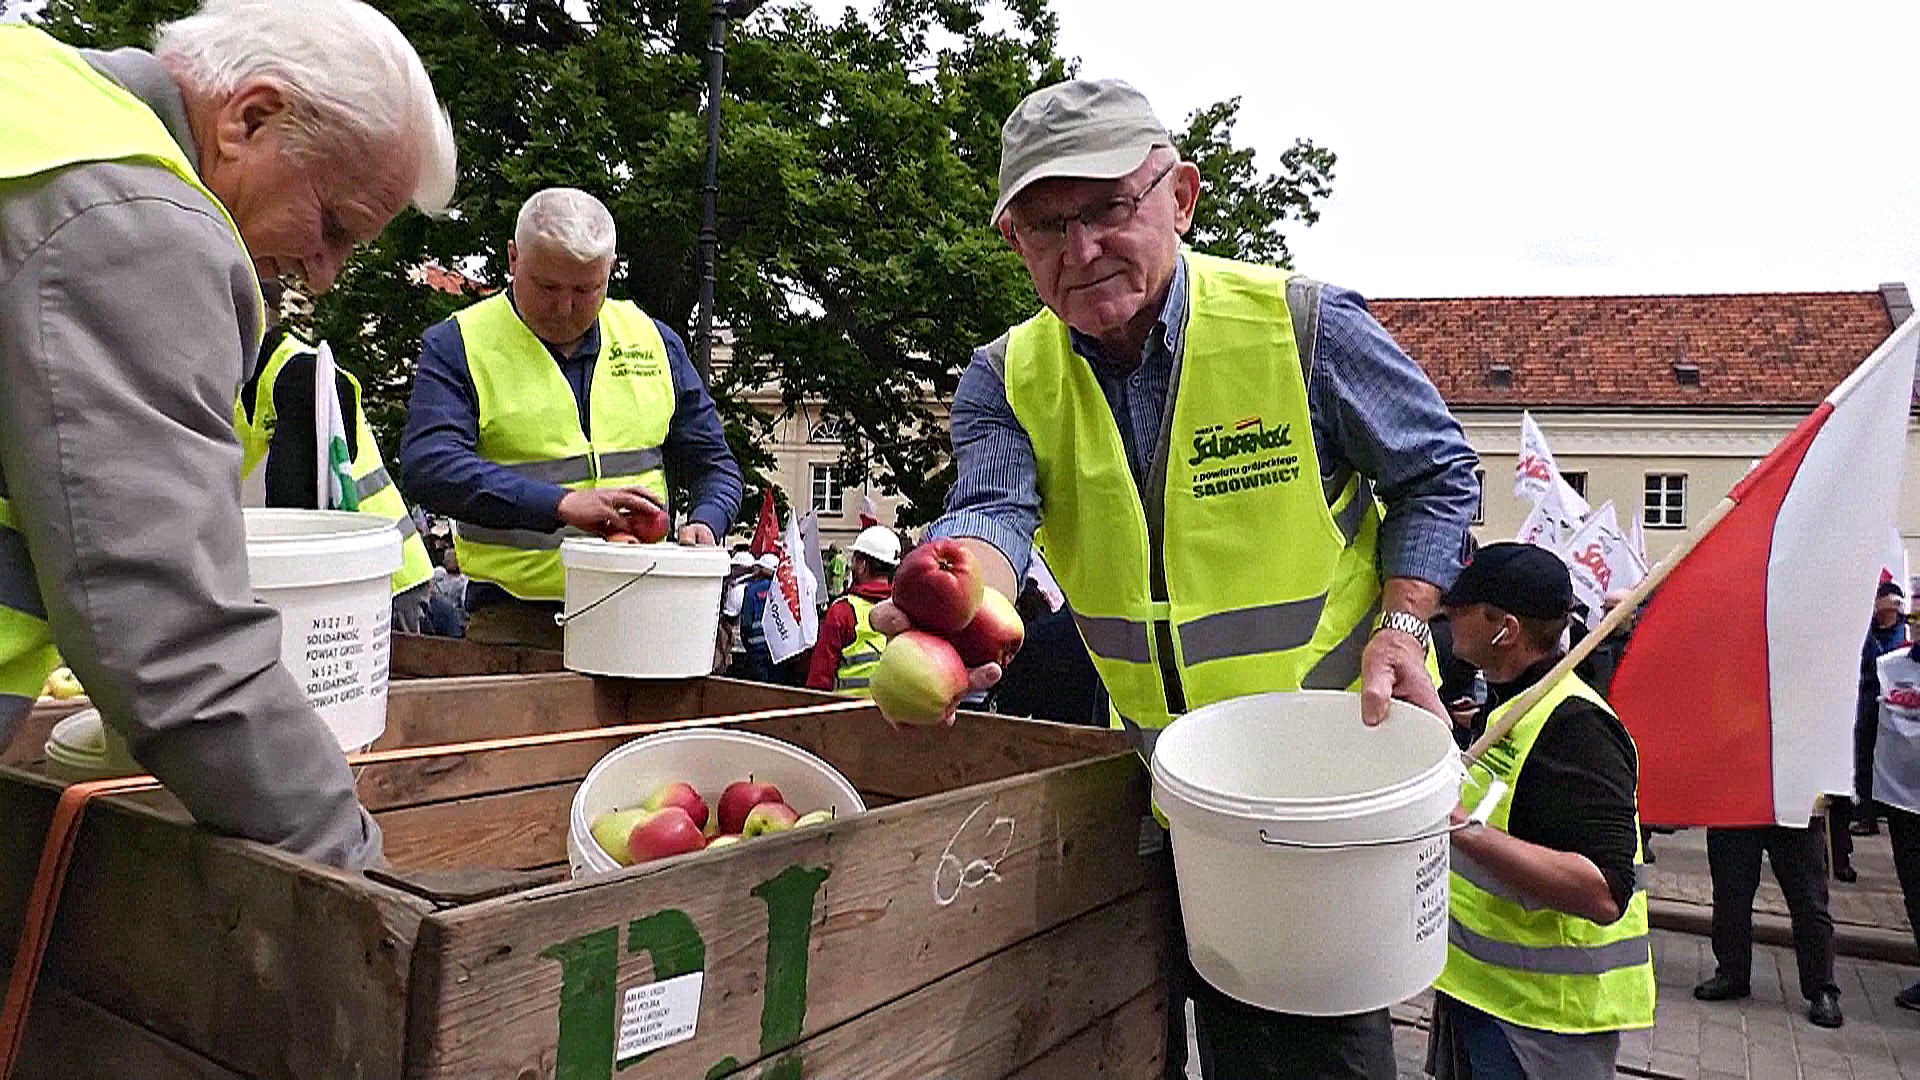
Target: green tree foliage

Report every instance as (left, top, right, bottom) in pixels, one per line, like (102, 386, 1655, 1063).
(31, 0, 1334, 525)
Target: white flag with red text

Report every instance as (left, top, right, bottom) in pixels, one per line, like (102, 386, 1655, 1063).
(763, 511, 818, 663)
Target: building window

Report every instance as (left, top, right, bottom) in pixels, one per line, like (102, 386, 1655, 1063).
(1561, 470, 1588, 499)
(1471, 469, 1486, 526)
(1644, 473, 1686, 528)
(810, 463, 843, 515)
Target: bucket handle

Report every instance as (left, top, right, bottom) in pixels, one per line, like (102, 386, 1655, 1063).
(1256, 757, 1507, 851)
(553, 562, 657, 627)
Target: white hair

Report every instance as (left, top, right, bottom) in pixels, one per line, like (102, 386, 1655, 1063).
(514, 188, 617, 264)
(155, 0, 458, 213)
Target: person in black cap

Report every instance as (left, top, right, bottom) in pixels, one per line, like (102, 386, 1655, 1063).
(1427, 543, 1656, 1078)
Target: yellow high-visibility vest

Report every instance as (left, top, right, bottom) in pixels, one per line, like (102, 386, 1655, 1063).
(232, 331, 434, 595)
(1000, 252, 1385, 748)
(1435, 672, 1656, 1034)
(832, 595, 887, 697)
(448, 294, 675, 601)
(0, 25, 260, 723)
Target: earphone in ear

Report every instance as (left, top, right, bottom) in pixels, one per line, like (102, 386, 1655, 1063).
(1490, 625, 1510, 646)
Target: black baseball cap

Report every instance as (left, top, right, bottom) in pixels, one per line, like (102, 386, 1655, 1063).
(1442, 542, 1573, 619)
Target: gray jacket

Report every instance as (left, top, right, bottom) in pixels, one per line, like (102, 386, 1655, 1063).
(0, 46, 380, 868)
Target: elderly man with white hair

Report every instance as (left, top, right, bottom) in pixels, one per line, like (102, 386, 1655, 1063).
(401, 187, 744, 649)
(0, 1, 456, 867)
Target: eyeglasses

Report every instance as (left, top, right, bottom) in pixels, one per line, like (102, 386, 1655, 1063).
(1011, 160, 1177, 250)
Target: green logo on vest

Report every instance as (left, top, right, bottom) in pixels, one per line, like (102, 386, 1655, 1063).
(1188, 416, 1292, 466)
(1188, 416, 1302, 499)
(604, 342, 665, 379)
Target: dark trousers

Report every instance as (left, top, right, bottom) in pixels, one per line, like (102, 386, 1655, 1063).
(1160, 851, 1395, 1079)
(1826, 799, 1855, 871)
(1856, 706, 1880, 810)
(1885, 808, 1920, 956)
(1706, 826, 1837, 1000)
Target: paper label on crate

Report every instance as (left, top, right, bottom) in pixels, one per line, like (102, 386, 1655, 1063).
(1137, 815, 1167, 856)
(615, 971, 704, 1062)
(1411, 836, 1448, 945)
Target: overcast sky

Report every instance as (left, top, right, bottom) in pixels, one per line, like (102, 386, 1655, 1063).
(1036, 0, 1920, 301)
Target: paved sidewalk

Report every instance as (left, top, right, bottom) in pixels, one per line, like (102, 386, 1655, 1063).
(1380, 930, 1920, 1078)
(1644, 828, 1916, 961)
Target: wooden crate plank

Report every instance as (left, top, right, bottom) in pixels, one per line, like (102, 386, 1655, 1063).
(11, 976, 247, 1080)
(0, 769, 433, 1079)
(1003, 983, 1167, 1080)
(377, 672, 624, 749)
(403, 752, 1159, 1079)
(376, 782, 578, 871)
(713, 889, 1164, 1080)
(736, 706, 1131, 799)
(356, 731, 628, 813)
(389, 633, 563, 678)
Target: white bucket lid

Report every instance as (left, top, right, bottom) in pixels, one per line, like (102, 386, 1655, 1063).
(1152, 691, 1460, 824)
(244, 508, 402, 590)
(44, 709, 141, 781)
(560, 538, 731, 577)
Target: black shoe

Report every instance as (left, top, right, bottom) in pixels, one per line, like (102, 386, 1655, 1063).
(1694, 975, 1751, 1001)
(1809, 989, 1843, 1028)
(1851, 819, 1880, 836)
(1835, 863, 1859, 883)
(1896, 983, 1920, 1012)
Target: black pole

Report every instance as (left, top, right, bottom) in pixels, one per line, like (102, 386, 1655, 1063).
(694, 3, 731, 384)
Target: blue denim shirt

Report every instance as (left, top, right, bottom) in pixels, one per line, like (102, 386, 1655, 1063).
(928, 256, 1479, 587)
(399, 291, 744, 541)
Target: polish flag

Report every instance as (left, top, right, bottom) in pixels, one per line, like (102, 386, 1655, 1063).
(1611, 316, 1920, 827)
(749, 488, 780, 557)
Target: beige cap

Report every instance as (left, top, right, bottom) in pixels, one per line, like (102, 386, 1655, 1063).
(992, 78, 1171, 224)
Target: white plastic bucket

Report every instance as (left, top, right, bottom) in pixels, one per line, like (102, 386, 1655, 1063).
(559, 539, 730, 678)
(43, 510, 400, 775)
(569, 729, 866, 876)
(244, 508, 401, 750)
(43, 709, 137, 782)
(1150, 691, 1462, 1016)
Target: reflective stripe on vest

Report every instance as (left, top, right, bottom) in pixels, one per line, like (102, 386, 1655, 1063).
(450, 295, 675, 601)
(0, 26, 260, 720)
(1434, 672, 1656, 1034)
(1001, 252, 1386, 744)
(232, 332, 434, 594)
(833, 595, 888, 697)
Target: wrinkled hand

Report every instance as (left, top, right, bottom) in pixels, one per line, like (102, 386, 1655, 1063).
(556, 487, 665, 537)
(869, 598, 1002, 731)
(1359, 626, 1446, 727)
(679, 523, 717, 546)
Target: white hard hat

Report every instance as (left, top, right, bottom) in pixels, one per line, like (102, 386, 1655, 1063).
(757, 553, 780, 571)
(730, 551, 754, 569)
(850, 526, 901, 566)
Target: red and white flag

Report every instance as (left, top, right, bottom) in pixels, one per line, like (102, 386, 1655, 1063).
(1561, 500, 1645, 623)
(763, 510, 818, 664)
(858, 493, 879, 529)
(1611, 316, 1920, 827)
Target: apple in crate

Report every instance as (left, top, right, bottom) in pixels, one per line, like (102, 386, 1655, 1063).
(642, 781, 710, 833)
(707, 834, 743, 850)
(625, 806, 708, 863)
(871, 631, 969, 726)
(795, 809, 835, 828)
(719, 780, 784, 835)
(742, 802, 799, 837)
(589, 808, 652, 865)
(891, 538, 984, 634)
(947, 586, 1024, 668)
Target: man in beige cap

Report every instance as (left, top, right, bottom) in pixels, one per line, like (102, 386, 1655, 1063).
(875, 79, 1479, 1077)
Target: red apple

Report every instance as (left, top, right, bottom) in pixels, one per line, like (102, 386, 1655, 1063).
(870, 630, 969, 726)
(626, 806, 707, 863)
(892, 538, 985, 634)
(605, 531, 640, 544)
(642, 781, 710, 833)
(946, 586, 1024, 668)
(742, 801, 799, 837)
(718, 779, 785, 835)
(625, 496, 670, 544)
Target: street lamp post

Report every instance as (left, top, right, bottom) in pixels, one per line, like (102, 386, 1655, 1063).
(695, 0, 765, 384)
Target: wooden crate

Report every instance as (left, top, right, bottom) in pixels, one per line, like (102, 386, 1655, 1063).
(389, 632, 566, 679)
(0, 673, 1169, 1079)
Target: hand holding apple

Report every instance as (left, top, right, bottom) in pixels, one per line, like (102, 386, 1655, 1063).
(891, 538, 985, 633)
